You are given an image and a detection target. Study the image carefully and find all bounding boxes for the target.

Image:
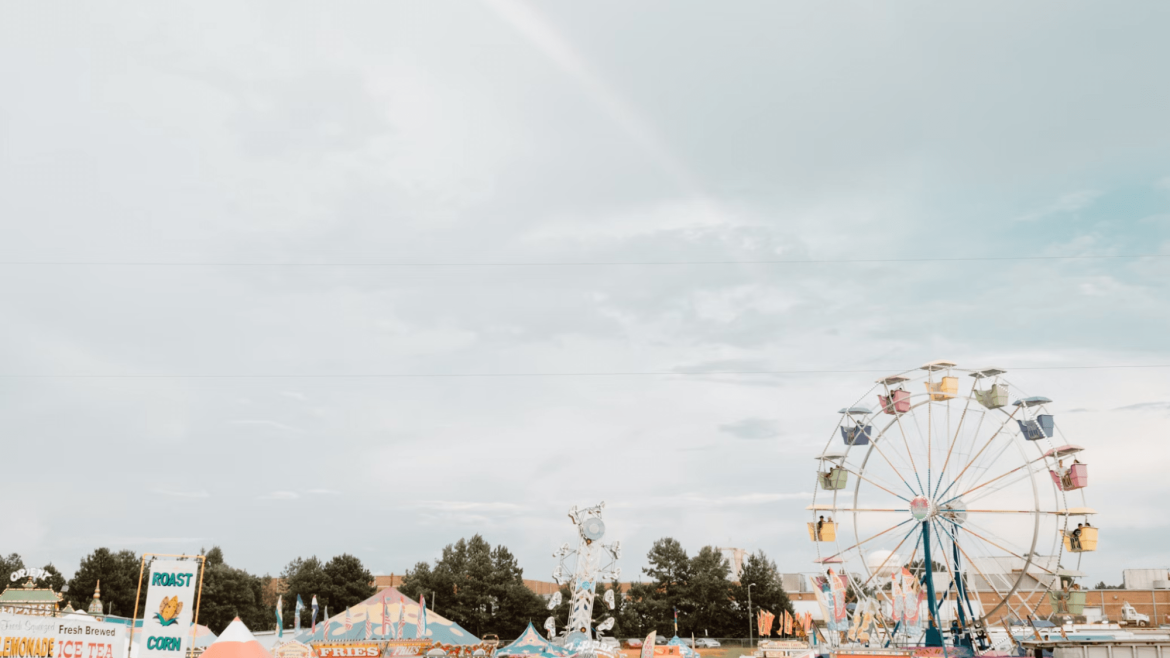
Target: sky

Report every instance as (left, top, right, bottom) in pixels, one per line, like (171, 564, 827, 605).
(1, 1, 1169, 590)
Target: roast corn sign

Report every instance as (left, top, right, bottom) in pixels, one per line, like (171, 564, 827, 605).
(0, 613, 126, 658)
(139, 561, 198, 658)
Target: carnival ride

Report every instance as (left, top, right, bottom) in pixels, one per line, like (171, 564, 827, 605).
(546, 503, 622, 658)
(808, 362, 1094, 653)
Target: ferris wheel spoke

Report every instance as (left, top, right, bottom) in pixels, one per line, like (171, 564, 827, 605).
(859, 522, 921, 588)
(838, 465, 914, 503)
(959, 521, 1056, 578)
(824, 517, 917, 562)
(884, 403, 927, 495)
(935, 407, 1020, 502)
(933, 401, 983, 498)
(961, 471, 1046, 509)
(867, 440, 924, 498)
(943, 455, 1046, 507)
(935, 520, 1029, 623)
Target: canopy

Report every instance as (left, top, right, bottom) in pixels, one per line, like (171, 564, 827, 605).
(298, 587, 478, 645)
(494, 623, 568, 658)
(1044, 445, 1084, 459)
(665, 637, 698, 658)
(201, 618, 272, 658)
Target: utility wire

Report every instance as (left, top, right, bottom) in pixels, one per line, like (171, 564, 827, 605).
(1, 364, 1167, 379)
(0, 254, 1167, 267)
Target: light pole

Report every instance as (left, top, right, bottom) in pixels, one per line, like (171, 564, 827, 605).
(747, 583, 755, 649)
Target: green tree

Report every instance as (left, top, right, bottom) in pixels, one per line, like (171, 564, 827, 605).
(35, 564, 66, 592)
(400, 535, 545, 638)
(730, 551, 792, 637)
(0, 554, 24, 586)
(687, 546, 735, 637)
(67, 549, 140, 617)
(322, 554, 376, 611)
(280, 554, 374, 630)
(281, 556, 332, 628)
(630, 538, 692, 638)
(198, 547, 270, 634)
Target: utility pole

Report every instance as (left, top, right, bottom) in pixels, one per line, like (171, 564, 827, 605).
(748, 583, 756, 649)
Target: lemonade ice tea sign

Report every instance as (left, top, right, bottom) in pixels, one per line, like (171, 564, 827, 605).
(140, 561, 198, 658)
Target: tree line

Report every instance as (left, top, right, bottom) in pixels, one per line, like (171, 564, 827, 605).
(400, 535, 793, 639)
(3, 536, 794, 640)
(0, 548, 377, 635)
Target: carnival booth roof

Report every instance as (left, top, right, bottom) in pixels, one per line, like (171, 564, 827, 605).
(201, 618, 273, 658)
(665, 637, 698, 658)
(298, 587, 478, 645)
(494, 624, 568, 658)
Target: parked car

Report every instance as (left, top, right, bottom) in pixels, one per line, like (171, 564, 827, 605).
(625, 639, 644, 649)
(694, 639, 721, 648)
(680, 638, 695, 647)
(654, 636, 667, 645)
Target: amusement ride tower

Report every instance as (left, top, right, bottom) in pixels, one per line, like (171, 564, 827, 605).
(548, 502, 621, 656)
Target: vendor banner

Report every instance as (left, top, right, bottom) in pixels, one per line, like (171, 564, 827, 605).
(0, 612, 127, 658)
(139, 560, 199, 658)
(315, 644, 380, 658)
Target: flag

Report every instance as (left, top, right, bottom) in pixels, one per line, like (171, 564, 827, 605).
(324, 606, 330, 639)
(382, 598, 390, 638)
(416, 596, 427, 639)
(640, 633, 656, 658)
(396, 600, 405, 639)
(345, 606, 353, 631)
(311, 596, 319, 635)
(785, 611, 793, 636)
(295, 596, 305, 634)
(276, 595, 284, 638)
(365, 610, 372, 640)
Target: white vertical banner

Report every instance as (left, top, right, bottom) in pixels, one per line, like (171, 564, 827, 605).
(140, 560, 199, 658)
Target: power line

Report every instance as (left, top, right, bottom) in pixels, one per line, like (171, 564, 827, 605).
(0, 254, 1167, 267)
(1, 364, 1167, 379)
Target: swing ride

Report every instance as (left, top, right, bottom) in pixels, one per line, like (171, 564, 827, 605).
(809, 362, 1095, 654)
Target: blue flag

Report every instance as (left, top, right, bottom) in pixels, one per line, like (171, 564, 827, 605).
(295, 595, 305, 633)
(276, 595, 284, 638)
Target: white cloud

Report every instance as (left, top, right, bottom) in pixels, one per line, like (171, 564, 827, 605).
(1016, 190, 1103, 222)
(258, 491, 300, 500)
(153, 489, 211, 499)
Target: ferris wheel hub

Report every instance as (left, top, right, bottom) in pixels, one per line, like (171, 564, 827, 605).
(910, 496, 936, 521)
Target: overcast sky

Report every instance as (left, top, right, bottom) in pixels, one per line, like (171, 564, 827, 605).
(1, 1, 1169, 590)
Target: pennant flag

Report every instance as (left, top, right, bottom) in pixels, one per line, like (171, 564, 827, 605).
(276, 595, 284, 638)
(640, 633, 656, 658)
(396, 600, 405, 640)
(345, 606, 353, 631)
(365, 611, 372, 640)
(785, 611, 793, 637)
(295, 596, 305, 634)
(382, 599, 390, 638)
(324, 606, 330, 639)
(416, 596, 427, 638)
(311, 596, 319, 635)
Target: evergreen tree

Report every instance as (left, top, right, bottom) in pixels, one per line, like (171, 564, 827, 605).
(198, 547, 270, 634)
(0, 554, 24, 586)
(730, 550, 792, 637)
(400, 535, 545, 638)
(67, 548, 139, 617)
(687, 546, 735, 638)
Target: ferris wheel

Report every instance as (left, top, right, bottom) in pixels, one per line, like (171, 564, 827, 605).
(808, 361, 1095, 646)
